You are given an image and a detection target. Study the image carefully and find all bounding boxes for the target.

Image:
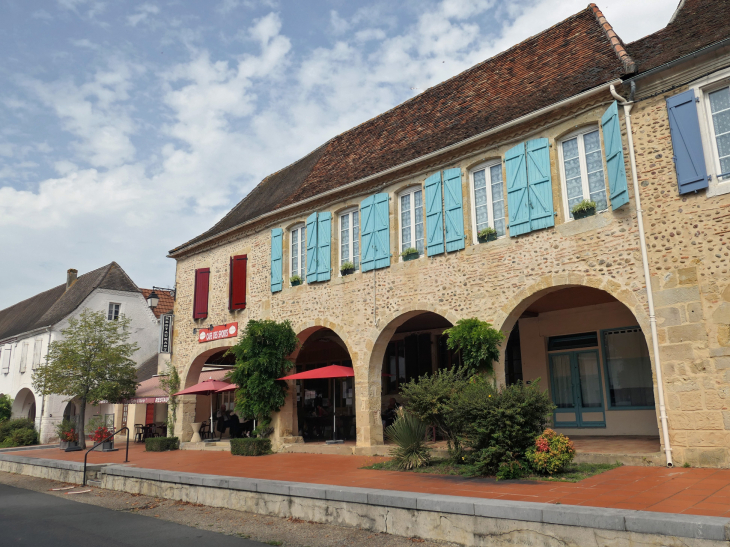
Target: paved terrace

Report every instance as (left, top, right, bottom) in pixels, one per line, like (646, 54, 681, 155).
(6, 443, 730, 518)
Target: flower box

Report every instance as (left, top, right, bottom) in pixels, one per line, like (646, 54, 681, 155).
(290, 279, 301, 286)
(402, 253, 419, 262)
(573, 207, 596, 220)
(341, 268, 355, 276)
(478, 233, 498, 243)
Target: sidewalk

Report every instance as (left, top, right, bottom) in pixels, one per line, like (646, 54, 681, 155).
(8, 443, 730, 518)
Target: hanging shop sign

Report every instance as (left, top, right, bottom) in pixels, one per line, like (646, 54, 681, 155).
(159, 314, 174, 354)
(198, 322, 239, 343)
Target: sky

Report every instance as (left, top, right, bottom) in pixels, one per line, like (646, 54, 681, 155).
(0, 0, 679, 309)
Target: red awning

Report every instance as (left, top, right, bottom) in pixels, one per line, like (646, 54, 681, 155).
(216, 383, 238, 392)
(173, 379, 231, 396)
(279, 364, 355, 380)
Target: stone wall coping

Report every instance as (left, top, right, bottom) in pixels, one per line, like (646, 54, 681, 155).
(3, 455, 729, 542)
(98, 463, 730, 541)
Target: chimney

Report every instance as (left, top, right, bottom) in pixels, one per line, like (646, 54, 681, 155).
(66, 269, 78, 290)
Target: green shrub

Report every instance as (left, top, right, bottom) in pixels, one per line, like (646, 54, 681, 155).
(443, 318, 505, 374)
(454, 379, 554, 476)
(145, 436, 179, 452)
(0, 418, 36, 443)
(385, 410, 431, 470)
(526, 429, 575, 475)
(9, 428, 38, 447)
(0, 395, 12, 422)
(400, 368, 471, 459)
(230, 438, 272, 456)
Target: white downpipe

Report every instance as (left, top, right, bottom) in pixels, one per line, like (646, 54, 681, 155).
(610, 84, 673, 467)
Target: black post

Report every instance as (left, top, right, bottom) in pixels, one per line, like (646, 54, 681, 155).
(83, 426, 129, 486)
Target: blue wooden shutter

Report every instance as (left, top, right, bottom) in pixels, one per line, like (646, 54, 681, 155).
(526, 138, 555, 231)
(305, 212, 318, 283)
(424, 172, 444, 256)
(601, 101, 630, 210)
(270, 228, 283, 293)
(360, 195, 375, 272)
(373, 193, 391, 269)
(317, 211, 331, 281)
(443, 168, 465, 252)
(666, 89, 708, 194)
(505, 143, 529, 236)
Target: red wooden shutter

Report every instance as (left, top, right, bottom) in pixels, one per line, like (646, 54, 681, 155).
(229, 255, 247, 310)
(193, 268, 210, 319)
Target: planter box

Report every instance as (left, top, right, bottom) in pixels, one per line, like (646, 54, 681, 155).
(402, 253, 419, 262)
(572, 207, 596, 220)
(340, 268, 355, 276)
(60, 441, 79, 451)
(93, 440, 114, 452)
(290, 280, 302, 287)
(478, 233, 498, 243)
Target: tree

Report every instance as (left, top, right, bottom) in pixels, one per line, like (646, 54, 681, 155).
(32, 309, 139, 448)
(0, 395, 11, 422)
(158, 360, 180, 438)
(228, 319, 298, 436)
(443, 318, 505, 375)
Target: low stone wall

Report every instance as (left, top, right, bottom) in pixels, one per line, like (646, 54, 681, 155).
(1, 453, 728, 546)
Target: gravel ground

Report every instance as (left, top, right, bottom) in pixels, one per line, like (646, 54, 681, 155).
(0, 471, 461, 547)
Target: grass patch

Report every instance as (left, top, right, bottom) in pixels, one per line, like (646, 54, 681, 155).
(363, 458, 622, 482)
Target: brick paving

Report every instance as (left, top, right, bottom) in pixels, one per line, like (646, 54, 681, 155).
(10, 443, 730, 518)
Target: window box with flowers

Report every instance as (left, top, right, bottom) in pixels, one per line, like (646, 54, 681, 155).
(401, 247, 420, 262)
(340, 261, 356, 276)
(477, 227, 498, 243)
(290, 275, 302, 287)
(570, 199, 597, 220)
(90, 426, 116, 451)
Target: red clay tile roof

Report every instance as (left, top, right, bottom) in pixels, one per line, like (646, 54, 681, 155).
(627, 0, 730, 74)
(171, 5, 632, 255)
(139, 289, 175, 318)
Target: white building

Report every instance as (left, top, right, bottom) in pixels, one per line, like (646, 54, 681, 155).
(0, 263, 162, 443)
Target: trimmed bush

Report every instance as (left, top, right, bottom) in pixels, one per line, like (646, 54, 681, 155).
(0, 418, 36, 443)
(145, 436, 179, 452)
(526, 429, 575, 475)
(9, 428, 38, 447)
(230, 438, 272, 456)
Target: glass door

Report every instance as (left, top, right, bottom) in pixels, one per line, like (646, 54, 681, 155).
(549, 350, 605, 428)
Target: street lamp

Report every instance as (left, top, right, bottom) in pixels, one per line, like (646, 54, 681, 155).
(146, 290, 159, 309)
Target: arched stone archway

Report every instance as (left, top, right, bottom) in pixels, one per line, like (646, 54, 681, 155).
(12, 388, 36, 422)
(361, 306, 457, 446)
(496, 279, 660, 442)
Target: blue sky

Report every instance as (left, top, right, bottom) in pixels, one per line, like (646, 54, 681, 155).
(0, 0, 678, 309)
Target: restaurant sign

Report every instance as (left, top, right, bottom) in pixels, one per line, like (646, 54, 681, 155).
(198, 322, 239, 343)
(126, 396, 169, 405)
(159, 313, 173, 354)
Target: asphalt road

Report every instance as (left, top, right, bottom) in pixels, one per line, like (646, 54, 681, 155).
(0, 483, 265, 546)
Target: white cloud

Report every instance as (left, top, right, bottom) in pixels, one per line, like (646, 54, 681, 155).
(127, 4, 160, 27)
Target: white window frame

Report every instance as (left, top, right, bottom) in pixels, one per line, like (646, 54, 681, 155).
(398, 186, 425, 260)
(693, 66, 730, 197)
(469, 160, 506, 244)
(558, 125, 609, 221)
(107, 302, 121, 321)
(289, 223, 307, 283)
(338, 207, 360, 273)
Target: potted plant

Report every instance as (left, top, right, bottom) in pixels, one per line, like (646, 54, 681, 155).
(56, 420, 79, 451)
(477, 227, 498, 243)
(340, 261, 356, 276)
(571, 199, 597, 220)
(401, 247, 420, 262)
(290, 274, 302, 287)
(90, 425, 114, 451)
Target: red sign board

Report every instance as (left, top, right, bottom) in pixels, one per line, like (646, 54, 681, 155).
(198, 322, 239, 343)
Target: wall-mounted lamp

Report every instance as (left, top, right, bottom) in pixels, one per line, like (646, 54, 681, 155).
(146, 290, 159, 309)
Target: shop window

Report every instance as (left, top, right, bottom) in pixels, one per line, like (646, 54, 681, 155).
(602, 327, 655, 409)
(382, 334, 432, 394)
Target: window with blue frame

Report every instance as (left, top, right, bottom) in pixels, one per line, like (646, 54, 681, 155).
(602, 327, 655, 409)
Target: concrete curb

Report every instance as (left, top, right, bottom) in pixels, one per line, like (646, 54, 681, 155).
(3, 454, 729, 542)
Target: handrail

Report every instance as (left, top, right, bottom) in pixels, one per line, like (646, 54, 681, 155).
(82, 426, 129, 486)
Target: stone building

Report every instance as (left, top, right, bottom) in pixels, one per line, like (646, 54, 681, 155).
(167, 1, 730, 466)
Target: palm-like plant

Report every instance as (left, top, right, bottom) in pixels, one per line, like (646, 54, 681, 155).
(384, 409, 431, 470)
